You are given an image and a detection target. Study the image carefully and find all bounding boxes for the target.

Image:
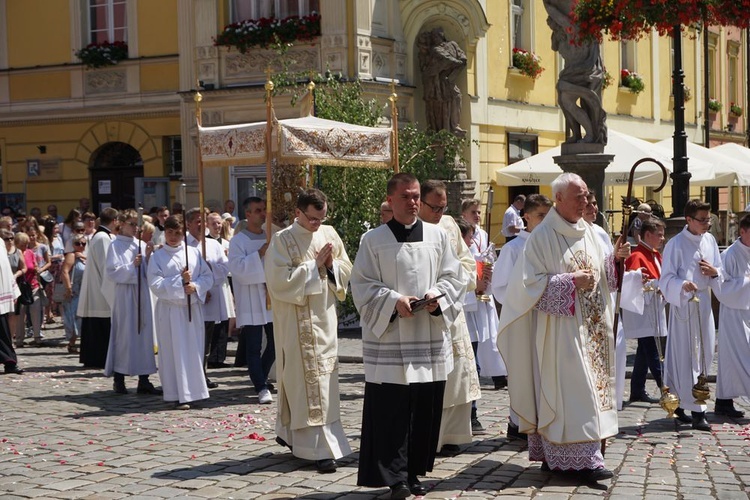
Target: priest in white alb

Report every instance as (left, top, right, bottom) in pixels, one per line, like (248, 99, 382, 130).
(418, 180, 479, 457)
(712, 213, 750, 419)
(498, 173, 629, 482)
(264, 188, 352, 475)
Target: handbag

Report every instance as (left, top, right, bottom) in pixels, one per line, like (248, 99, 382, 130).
(16, 277, 34, 306)
(39, 270, 54, 286)
(52, 281, 67, 303)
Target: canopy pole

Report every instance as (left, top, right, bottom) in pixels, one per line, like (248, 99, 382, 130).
(194, 83, 206, 259)
(307, 79, 316, 187)
(390, 80, 399, 173)
(264, 69, 274, 310)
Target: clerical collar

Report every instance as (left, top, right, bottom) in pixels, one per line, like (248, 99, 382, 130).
(387, 218, 423, 243)
(638, 240, 657, 253)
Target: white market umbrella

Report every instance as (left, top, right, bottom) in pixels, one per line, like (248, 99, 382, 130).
(496, 130, 711, 186)
(711, 143, 750, 186)
(654, 138, 750, 186)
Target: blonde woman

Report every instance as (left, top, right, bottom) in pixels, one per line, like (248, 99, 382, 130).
(15, 232, 44, 346)
(60, 234, 87, 353)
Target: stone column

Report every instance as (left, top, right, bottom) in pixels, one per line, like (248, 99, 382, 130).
(553, 149, 613, 220)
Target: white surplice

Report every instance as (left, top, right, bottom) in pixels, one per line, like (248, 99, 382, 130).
(352, 221, 464, 385)
(498, 208, 617, 470)
(659, 227, 722, 413)
(713, 239, 750, 399)
(228, 229, 272, 327)
(264, 221, 352, 461)
(103, 235, 156, 377)
(187, 234, 234, 322)
(77, 228, 115, 318)
(435, 215, 480, 449)
(466, 227, 505, 377)
(147, 243, 214, 404)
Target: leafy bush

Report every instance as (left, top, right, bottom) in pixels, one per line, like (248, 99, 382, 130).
(620, 69, 645, 94)
(214, 13, 321, 53)
(75, 41, 128, 69)
(511, 48, 544, 80)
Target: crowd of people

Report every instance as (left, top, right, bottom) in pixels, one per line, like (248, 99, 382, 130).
(0, 173, 749, 499)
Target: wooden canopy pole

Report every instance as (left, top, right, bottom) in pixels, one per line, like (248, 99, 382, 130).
(194, 83, 207, 259)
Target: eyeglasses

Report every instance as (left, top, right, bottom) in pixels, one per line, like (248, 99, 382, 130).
(422, 201, 448, 214)
(125, 221, 138, 227)
(73, 242, 86, 247)
(690, 217, 711, 224)
(302, 211, 327, 224)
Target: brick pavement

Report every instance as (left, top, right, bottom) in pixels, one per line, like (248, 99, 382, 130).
(1, 323, 749, 499)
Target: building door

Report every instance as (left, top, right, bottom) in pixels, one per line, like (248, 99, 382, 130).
(89, 142, 144, 212)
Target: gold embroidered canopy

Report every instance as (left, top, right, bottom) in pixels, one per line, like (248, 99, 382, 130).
(197, 115, 393, 169)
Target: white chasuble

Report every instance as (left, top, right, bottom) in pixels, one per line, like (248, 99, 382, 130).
(104, 235, 156, 377)
(659, 228, 722, 412)
(264, 222, 352, 432)
(498, 207, 617, 445)
(147, 243, 214, 404)
(714, 240, 750, 399)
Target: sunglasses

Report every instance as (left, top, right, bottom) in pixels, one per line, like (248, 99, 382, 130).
(73, 242, 86, 247)
(3, 237, 13, 242)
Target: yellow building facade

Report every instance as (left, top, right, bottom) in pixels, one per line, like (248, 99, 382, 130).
(0, 0, 746, 240)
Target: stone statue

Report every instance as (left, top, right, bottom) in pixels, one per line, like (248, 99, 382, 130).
(417, 28, 467, 137)
(543, 0, 607, 151)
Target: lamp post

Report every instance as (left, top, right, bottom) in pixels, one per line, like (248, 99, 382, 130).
(671, 25, 691, 217)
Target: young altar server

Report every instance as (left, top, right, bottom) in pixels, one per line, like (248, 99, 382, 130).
(491, 194, 552, 438)
(712, 213, 750, 418)
(104, 209, 160, 395)
(228, 196, 275, 405)
(619, 217, 667, 408)
(185, 207, 231, 389)
(462, 199, 506, 400)
(147, 215, 214, 410)
(659, 199, 723, 431)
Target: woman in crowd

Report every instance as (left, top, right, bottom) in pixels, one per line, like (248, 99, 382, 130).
(0, 228, 22, 374)
(44, 218, 65, 323)
(82, 212, 97, 242)
(60, 234, 86, 354)
(60, 209, 82, 252)
(27, 228, 52, 327)
(15, 232, 44, 346)
(4, 229, 26, 348)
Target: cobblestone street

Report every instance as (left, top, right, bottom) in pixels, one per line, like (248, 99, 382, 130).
(1, 325, 749, 499)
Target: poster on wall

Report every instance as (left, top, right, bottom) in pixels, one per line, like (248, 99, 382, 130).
(98, 180, 112, 195)
(135, 177, 170, 210)
(0, 193, 26, 213)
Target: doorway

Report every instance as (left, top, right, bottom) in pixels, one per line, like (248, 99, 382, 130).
(89, 142, 144, 212)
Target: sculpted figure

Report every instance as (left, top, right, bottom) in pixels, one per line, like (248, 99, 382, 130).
(543, 0, 607, 147)
(417, 28, 467, 137)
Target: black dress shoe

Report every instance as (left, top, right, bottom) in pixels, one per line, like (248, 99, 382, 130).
(471, 417, 486, 435)
(578, 467, 614, 482)
(315, 458, 337, 473)
(438, 444, 460, 457)
(389, 482, 410, 499)
(715, 399, 746, 418)
(207, 362, 232, 369)
(674, 407, 692, 424)
(507, 422, 528, 441)
(206, 379, 219, 389)
(136, 382, 163, 395)
(275, 436, 292, 451)
(629, 392, 659, 404)
(691, 411, 711, 432)
(493, 375, 508, 390)
(4, 364, 23, 374)
(113, 381, 128, 394)
(408, 476, 427, 496)
(540, 461, 551, 471)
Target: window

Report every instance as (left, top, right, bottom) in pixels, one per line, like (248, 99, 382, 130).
(164, 137, 182, 178)
(708, 34, 718, 98)
(231, 0, 320, 22)
(507, 133, 538, 164)
(620, 41, 636, 72)
(729, 44, 740, 105)
(510, 0, 531, 51)
(89, 0, 127, 44)
(230, 166, 266, 206)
